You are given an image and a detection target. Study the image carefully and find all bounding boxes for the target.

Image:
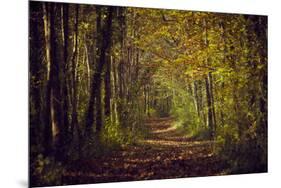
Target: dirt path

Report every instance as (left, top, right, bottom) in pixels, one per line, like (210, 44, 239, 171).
(63, 117, 229, 185)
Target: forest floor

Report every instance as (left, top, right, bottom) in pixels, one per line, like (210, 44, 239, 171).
(63, 117, 230, 185)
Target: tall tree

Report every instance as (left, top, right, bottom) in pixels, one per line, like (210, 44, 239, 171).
(86, 7, 114, 136)
(62, 3, 70, 147)
(30, 2, 45, 154)
(49, 3, 65, 157)
(42, 2, 53, 156)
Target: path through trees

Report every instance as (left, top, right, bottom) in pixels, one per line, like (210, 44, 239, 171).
(63, 117, 228, 184)
(29, 2, 267, 187)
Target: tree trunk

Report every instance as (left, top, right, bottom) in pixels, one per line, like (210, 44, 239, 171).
(193, 81, 201, 118)
(70, 5, 81, 157)
(30, 2, 45, 154)
(208, 72, 217, 133)
(49, 3, 63, 156)
(203, 18, 215, 138)
(205, 76, 214, 138)
(104, 54, 112, 119)
(111, 56, 118, 124)
(85, 7, 101, 136)
(96, 7, 114, 134)
(144, 85, 147, 114)
(86, 7, 114, 137)
(42, 2, 53, 156)
(84, 38, 91, 94)
(55, 3, 70, 159)
(117, 7, 127, 125)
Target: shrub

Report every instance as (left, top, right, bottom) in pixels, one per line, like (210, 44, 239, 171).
(31, 154, 64, 187)
(215, 123, 267, 173)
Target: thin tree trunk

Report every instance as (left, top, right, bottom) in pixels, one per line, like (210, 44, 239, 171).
(193, 81, 201, 117)
(70, 5, 81, 157)
(203, 18, 215, 138)
(42, 2, 53, 155)
(96, 7, 114, 134)
(84, 39, 91, 94)
(49, 3, 63, 156)
(85, 7, 101, 135)
(144, 85, 147, 114)
(111, 56, 117, 124)
(208, 72, 217, 133)
(43, 3, 51, 81)
(205, 76, 214, 138)
(104, 54, 112, 119)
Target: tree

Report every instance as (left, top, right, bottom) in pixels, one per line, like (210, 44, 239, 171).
(85, 7, 114, 136)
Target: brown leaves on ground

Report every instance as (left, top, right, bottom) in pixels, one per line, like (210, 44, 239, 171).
(63, 118, 229, 184)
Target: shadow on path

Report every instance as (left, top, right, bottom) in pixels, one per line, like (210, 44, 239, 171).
(63, 117, 229, 185)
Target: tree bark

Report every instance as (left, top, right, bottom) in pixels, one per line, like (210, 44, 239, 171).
(56, 3, 70, 159)
(49, 3, 63, 155)
(104, 54, 112, 119)
(205, 76, 214, 137)
(193, 81, 201, 117)
(96, 8, 114, 133)
(86, 7, 114, 136)
(30, 2, 45, 154)
(208, 72, 217, 133)
(42, 2, 53, 155)
(203, 18, 215, 137)
(70, 5, 82, 157)
(85, 7, 101, 136)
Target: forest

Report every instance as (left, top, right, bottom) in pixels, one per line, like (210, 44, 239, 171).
(29, 1, 267, 187)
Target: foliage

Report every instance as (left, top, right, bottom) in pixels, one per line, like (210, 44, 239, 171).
(31, 154, 64, 186)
